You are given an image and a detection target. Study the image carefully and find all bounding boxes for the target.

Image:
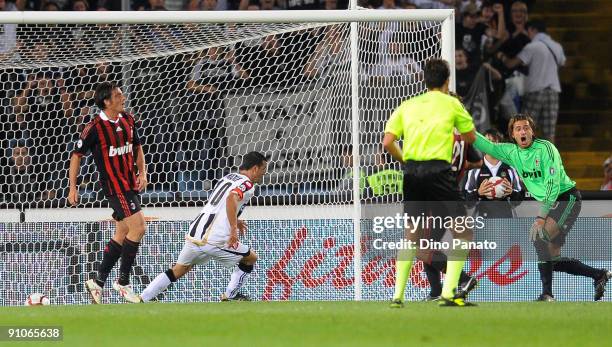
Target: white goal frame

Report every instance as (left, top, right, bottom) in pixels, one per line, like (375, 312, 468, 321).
(0, 9, 455, 301)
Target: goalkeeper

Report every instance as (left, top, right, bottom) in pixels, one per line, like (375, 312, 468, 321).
(474, 114, 611, 301)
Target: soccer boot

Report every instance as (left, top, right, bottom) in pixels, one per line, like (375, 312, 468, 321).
(456, 276, 478, 299)
(594, 270, 612, 301)
(221, 292, 252, 302)
(85, 279, 102, 304)
(439, 296, 477, 307)
(536, 293, 555, 302)
(113, 281, 143, 303)
(389, 299, 404, 308)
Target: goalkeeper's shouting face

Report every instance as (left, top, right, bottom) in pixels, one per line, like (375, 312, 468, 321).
(509, 114, 536, 148)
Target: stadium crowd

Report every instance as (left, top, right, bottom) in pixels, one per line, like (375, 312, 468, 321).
(1, 0, 610, 207)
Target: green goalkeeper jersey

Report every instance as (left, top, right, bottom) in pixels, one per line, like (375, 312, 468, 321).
(474, 133, 575, 217)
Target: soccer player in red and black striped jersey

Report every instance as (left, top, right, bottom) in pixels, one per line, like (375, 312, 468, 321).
(68, 82, 147, 304)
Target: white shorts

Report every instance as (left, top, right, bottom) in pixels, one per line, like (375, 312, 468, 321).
(176, 241, 251, 268)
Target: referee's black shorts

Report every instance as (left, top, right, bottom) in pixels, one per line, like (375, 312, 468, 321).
(107, 190, 142, 222)
(402, 160, 466, 218)
(548, 187, 582, 247)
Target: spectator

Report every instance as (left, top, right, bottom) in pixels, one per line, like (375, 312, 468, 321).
(284, 0, 323, 10)
(203, 0, 218, 10)
(323, 0, 336, 9)
(455, 48, 477, 98)
(498, 0, 530, 58)
(237, 33, 286, 86)
(411, 0, 453, 9)
(245, 0, 259, 9)
(12, 70, 70, 120)
(304, 26, 347, 80)
(400, 1, 416, 9)
(42, 1, 60, 9)
(5, 113, 33, 147)
(481, 1, 508, 60)
(11, 70, 70, 166)
(134, 0, 165, 10)
(491, 0, 531, 127)
(455, 3, 487, 68)
(184, 0, 201, 9)
(260, 0, 281, 10)
(2, 140, 38, 205)
(70, 0, 89, 10)
(498, 20, 566, 143)
(180, 48, 248, 188)
(367, 32, 421, 86)
(378, 0, 398, 9)
(464, 128, 522, 217)
(602, 156, 612, 191)
(11, 0, 31, 10)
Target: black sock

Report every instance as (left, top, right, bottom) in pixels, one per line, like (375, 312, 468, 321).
(165, 269, 177, 282)
(96, 239, 122, 287)
(430, 256, 471, 284)
(118, 238, 140, 286)
(554, 257, 605, 279)
(459, 271, 471, 284)
(538, 261, 554, 296)
(423, 263, 442, 297)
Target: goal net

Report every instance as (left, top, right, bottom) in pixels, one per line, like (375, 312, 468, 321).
(0, 10, 455, 304)
(0, 10, 451, 209)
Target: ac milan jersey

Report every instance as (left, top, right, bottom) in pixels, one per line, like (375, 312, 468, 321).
(187, 173, 255, 248)
(73, 111, 142, 196)
(451, 134, 481, 184)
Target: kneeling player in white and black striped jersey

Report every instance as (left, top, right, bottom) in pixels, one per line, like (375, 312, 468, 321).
(139, 152, 268, 302)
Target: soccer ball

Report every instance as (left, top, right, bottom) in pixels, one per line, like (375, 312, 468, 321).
(487, 176, 506, 199)
(24, 293, 50, 306)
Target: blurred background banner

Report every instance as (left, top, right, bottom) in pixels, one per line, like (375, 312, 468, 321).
(2, 216, 611, 306)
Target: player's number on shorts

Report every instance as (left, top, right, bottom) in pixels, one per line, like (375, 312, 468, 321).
(209, 182, 232, 206)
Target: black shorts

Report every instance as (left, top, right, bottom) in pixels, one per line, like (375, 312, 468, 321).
(548, 187, 582, 246)
(402, 160, 467, 218)
(107, 190, 142, 221)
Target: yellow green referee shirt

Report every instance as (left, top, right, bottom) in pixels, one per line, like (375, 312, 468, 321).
(384, 91, 475, 163)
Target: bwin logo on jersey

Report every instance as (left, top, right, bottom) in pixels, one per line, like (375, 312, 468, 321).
(522, 170, 542, 179)
(109, 142, 133, 157)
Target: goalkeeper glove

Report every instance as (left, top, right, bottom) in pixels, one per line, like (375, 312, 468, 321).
(529, 218, 550, 242)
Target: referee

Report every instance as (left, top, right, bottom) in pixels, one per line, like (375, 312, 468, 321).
(383, 59, 476, 307)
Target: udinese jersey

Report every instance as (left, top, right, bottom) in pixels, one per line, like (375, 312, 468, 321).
(186, 173, 255, 248)
(474, 133, 575, 216)
(73, 111, 141, 196)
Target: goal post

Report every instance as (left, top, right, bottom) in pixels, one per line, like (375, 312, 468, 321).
(0, 9, 455, 304)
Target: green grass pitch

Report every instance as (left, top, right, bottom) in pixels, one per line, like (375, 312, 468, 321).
(2, 301, 611, 346)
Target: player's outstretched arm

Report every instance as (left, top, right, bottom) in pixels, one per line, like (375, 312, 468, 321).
(473, 132, 515, 165)
(460, 129, 477, 144)
(68, 154, 82, 206)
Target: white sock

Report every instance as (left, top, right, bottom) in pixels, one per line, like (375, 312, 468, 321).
(141, 272, 172, 302)
(224, 267, 249, 298)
